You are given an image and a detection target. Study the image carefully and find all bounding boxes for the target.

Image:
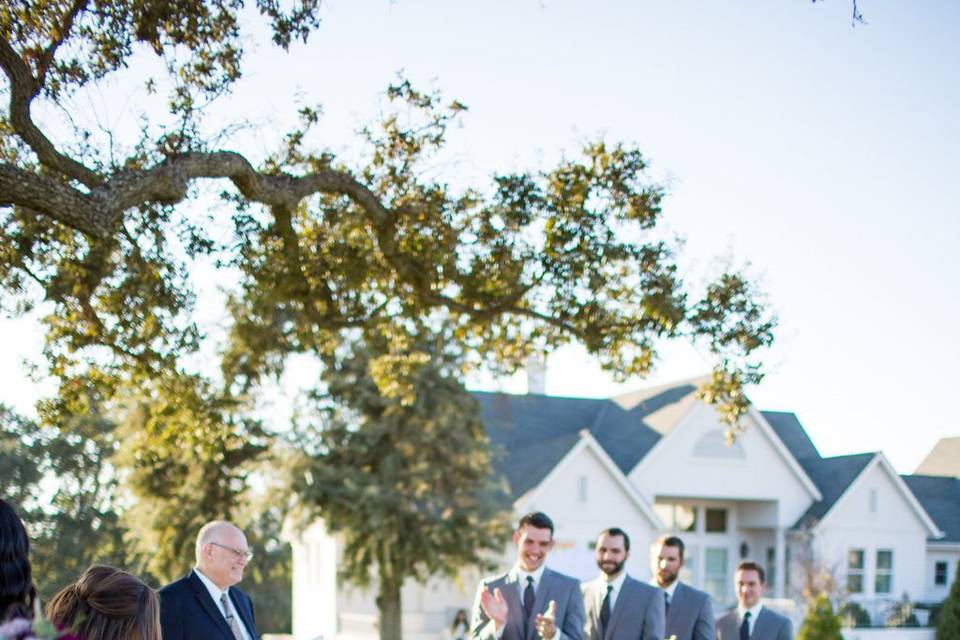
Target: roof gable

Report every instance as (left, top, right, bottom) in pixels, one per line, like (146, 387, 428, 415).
(474, 382, 701, 498)
(902, 474, 960, 543)
(915, 437, 960, 477)
(798, 453, 941, 537)
(793, 452, 875, 528)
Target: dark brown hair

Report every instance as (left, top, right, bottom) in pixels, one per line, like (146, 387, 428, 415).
(736, 561, 766, 584)
(517, 512, 555, 536)
(45, 566, 160, 640)
(0, 499, 36, 622)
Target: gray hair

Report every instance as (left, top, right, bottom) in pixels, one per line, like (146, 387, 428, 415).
(194, 521, 237, 564)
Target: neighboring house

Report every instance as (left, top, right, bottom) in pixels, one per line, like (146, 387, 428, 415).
(289, 377, 957, 640)
(915, 437, 960, 477)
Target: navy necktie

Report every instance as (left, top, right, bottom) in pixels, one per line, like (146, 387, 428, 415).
(599, 584, 612, 634)
(740, 611, 751, 640)
(664, 591, 670, 617)
(523, 576, 535, 622)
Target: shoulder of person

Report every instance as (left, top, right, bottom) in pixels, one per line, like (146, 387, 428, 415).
(159, 572, 195, 596)
(480, 571, 511, 587)
(623, 575, 659, 595)
(544, 568, 580, 588)
(761, 606, 790, 624)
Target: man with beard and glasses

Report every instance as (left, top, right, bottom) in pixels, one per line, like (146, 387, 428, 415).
(650, 535, 714, 640)
(582, 528, 664, 640)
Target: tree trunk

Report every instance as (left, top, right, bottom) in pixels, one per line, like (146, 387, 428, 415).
(378, 574, 403, 640)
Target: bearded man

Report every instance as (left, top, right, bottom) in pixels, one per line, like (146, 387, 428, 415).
(582, 528, 664, 640)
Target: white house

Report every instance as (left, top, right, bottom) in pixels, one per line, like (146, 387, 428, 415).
(289, 377, 959, 640)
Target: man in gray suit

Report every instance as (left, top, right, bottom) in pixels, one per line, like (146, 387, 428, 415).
(650, 535, 715, 640)
(583, 528, 664, 640)
(471, 512, 584, 640)
(716, 562, 791, 640)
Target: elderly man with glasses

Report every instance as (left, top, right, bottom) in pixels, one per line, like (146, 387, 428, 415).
(160, 520, 260, 640)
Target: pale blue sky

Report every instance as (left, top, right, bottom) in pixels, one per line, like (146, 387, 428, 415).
(2, 1, 958, 472)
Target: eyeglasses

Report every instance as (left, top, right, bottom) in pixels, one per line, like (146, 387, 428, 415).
(209, 541, 254, 561)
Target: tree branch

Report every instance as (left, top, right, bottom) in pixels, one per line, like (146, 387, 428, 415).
(0, 36, 103, 187)
(33, 0, 91, 88)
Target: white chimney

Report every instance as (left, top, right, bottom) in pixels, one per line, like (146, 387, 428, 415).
(525, 353, 546, 395)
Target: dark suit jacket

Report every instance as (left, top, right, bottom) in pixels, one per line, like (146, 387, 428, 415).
(471, 567, 585, 640)
(664, 582, 715, 640)
(582, 575, 664, 640)
(159, 570, 259, 640)
(716, 607, 791, 640)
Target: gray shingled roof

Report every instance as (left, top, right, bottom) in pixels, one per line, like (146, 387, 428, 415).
(901, 475, 960, 543)
(473, 384, 697, 498)
(762, 411, 821, 463)
(474, 389, 956, 539)
(792, 453, 876, 528)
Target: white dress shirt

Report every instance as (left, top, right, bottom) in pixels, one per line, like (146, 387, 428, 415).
(194, 568, 252, 640)
(597, 571, 628, 611)
(494, 565, 565, 640)
(736, 602, 764, 637)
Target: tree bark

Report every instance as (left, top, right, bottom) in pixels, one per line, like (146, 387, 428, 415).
(378, 573, 404, 640)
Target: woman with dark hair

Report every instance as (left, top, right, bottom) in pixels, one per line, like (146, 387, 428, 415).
(449, 609, 469, 640)
(0, 499, 36, 622)
(45, 566, 160, 640)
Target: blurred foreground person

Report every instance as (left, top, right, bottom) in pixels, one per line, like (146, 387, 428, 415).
(45, 565, 160, 640)
(0, 499, 37, 622)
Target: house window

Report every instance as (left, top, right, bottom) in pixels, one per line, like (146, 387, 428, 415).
(785, 545, 792, 591)
(705, 508, 727, 533)
(655, 503, 697, 532)
(869, 489, 877, 513)
(876, 550, 893, 594)
(847, 549, 864, 594)
(766, 547, 776, 588)
(578, 476, 588, 503)
(935, 562, 948, 586)
(704, 547, 728, 601)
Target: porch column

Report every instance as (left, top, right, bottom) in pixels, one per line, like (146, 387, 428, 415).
(774, 526, 786, 598)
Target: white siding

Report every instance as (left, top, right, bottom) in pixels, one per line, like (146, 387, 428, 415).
(629, 402, 814, 528)
(814, 461, 929, 601)
(520, 442, 659, 581)
(923, 547, 960, 602)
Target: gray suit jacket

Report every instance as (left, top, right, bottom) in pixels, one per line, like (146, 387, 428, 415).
(716, 607, 791, 640)
(582, 575, 664, 640)
(664, 582, 714, 640)
(471, 568, 585, 640)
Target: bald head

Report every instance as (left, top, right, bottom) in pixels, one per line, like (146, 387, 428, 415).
(195, 521, 250, 589)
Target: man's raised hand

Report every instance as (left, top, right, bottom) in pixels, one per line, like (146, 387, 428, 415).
(535, 600, 557, 639)
(480, 587, 509, 629)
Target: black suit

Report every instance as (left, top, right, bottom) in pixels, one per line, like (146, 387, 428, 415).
(160, 570, 259, 640)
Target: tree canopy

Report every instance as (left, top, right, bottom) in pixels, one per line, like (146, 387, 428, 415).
(1, 1, 775, 437)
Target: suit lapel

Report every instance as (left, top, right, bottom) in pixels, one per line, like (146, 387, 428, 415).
(503, 573, 526, 640)
(188, 572, 234, 639)
(752, 609, 770, 639)
(603, 577, 631, 640)
(230, 590, 256, 639)
(665, 582, 683, 629)
(528, 570, 554, 639)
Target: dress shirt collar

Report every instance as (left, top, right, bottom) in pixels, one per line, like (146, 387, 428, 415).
(738, 602, 764, 633)
(652, 578, 679, 599)
(194, 567, 232, 608)
(512, 563, 547, 587)
(600, 570, 627, 590)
